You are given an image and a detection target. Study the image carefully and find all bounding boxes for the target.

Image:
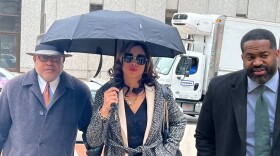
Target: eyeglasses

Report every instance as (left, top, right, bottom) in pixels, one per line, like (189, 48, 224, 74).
(122, 53, 147, 65)
(37, 55, 63, 62)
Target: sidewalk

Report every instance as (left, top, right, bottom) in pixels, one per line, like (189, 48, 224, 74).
(179, 124, 197, 156)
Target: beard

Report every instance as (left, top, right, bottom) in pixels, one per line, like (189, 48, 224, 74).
(246, 59, 278, 84)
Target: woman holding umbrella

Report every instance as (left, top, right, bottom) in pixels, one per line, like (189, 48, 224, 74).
(86, 41, 187, 156)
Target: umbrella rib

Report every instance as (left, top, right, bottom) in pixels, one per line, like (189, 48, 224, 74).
(68, 14, 86, 51)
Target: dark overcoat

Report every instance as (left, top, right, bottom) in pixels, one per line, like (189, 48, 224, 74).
(0, 69, 92, 156)
(195, 69, 280, 156)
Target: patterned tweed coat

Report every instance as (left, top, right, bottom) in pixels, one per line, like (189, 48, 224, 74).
(87, 81, 187, 156)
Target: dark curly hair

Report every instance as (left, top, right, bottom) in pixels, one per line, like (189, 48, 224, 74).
(108, 41, 158, 95)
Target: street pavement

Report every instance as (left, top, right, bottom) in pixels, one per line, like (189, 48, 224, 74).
(179, 115, 198, 156)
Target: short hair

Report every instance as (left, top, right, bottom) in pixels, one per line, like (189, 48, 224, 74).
(240, 28, 277, 52)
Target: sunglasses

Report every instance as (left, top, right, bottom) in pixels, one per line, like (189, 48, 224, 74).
(122, 53, 147, 65)
(37, 55, 63, 62)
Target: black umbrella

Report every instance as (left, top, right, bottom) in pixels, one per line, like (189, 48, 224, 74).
(41, 10, 185, 58)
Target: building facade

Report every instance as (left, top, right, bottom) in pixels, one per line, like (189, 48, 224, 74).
(1, 0, 280, 80)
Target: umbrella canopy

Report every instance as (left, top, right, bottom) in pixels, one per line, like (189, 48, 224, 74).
(41, 10, 185, 58)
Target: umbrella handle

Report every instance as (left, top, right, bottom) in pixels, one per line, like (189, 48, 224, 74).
(93, 47, 103, 78)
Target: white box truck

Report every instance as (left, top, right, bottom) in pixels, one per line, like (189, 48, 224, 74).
(154, 13, 280, 115)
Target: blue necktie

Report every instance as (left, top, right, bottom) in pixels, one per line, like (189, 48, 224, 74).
(255, 85, 271, 156)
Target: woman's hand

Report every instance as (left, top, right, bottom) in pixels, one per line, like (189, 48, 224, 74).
(100, 87, 119, 117)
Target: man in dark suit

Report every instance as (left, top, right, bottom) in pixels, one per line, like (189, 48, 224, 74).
(0, 34, 93, 156)
(195, 28, 280, 156)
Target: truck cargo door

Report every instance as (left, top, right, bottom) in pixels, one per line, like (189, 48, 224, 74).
(171, 53, 205, 101)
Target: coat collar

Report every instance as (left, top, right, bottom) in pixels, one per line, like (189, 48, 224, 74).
(21, 69, 74, 108)
(22, 69, 74, 88)
(118, 84, 156, 147)
(273, 69, 280, 148)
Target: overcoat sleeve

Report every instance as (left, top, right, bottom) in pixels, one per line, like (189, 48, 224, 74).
(0, 82, 12, 151)
(194, 78, 216, 156)
(161, 87, 188, 155)
(86, 83, 112, 147)
(76, 79, 94, 144)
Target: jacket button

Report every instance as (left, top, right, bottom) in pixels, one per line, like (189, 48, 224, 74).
(39, 111, 44, 116)
(39, 141, 44, 146)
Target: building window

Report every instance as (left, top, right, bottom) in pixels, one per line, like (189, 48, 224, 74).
(90, 4, 103, 12)
(0, 35, 17, 68)
(0, 15, 20, 32)
(0, 0, 20, 71)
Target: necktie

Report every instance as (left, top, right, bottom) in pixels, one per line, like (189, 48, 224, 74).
(255, 85, 271, 156)
(43, 83, 51, 106)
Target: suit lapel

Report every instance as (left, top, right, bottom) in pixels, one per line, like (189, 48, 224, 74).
(23, 69, 45, 107)
(143, 85, 155, 144)
(273, 71, 280, 147)
(30, 82, 45, 106)
(231, 70, 247, 146)
(143, 83, 163, 145)
(49, 72, 73, 105)
(118, 89, 129, 147)
(50, 81, 67, 105)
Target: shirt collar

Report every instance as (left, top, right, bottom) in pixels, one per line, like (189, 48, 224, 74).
(248, 70, 279, 93)
(37, 75, 60, 93)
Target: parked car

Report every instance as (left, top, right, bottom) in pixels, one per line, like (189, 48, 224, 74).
(85, 78, 107, 99)
(0, 67, 15, 93)
(0, 54, 16, 68)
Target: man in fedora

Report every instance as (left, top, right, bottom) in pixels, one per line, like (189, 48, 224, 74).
(0, 34, 93, 156)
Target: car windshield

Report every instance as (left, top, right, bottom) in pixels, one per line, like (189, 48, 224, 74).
(153, 57, 175, 75)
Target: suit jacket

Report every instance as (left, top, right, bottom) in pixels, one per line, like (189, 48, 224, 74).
(86, 81, 187, 156)
(0, 69, 93, 156)
(195, 69, 280, 156)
